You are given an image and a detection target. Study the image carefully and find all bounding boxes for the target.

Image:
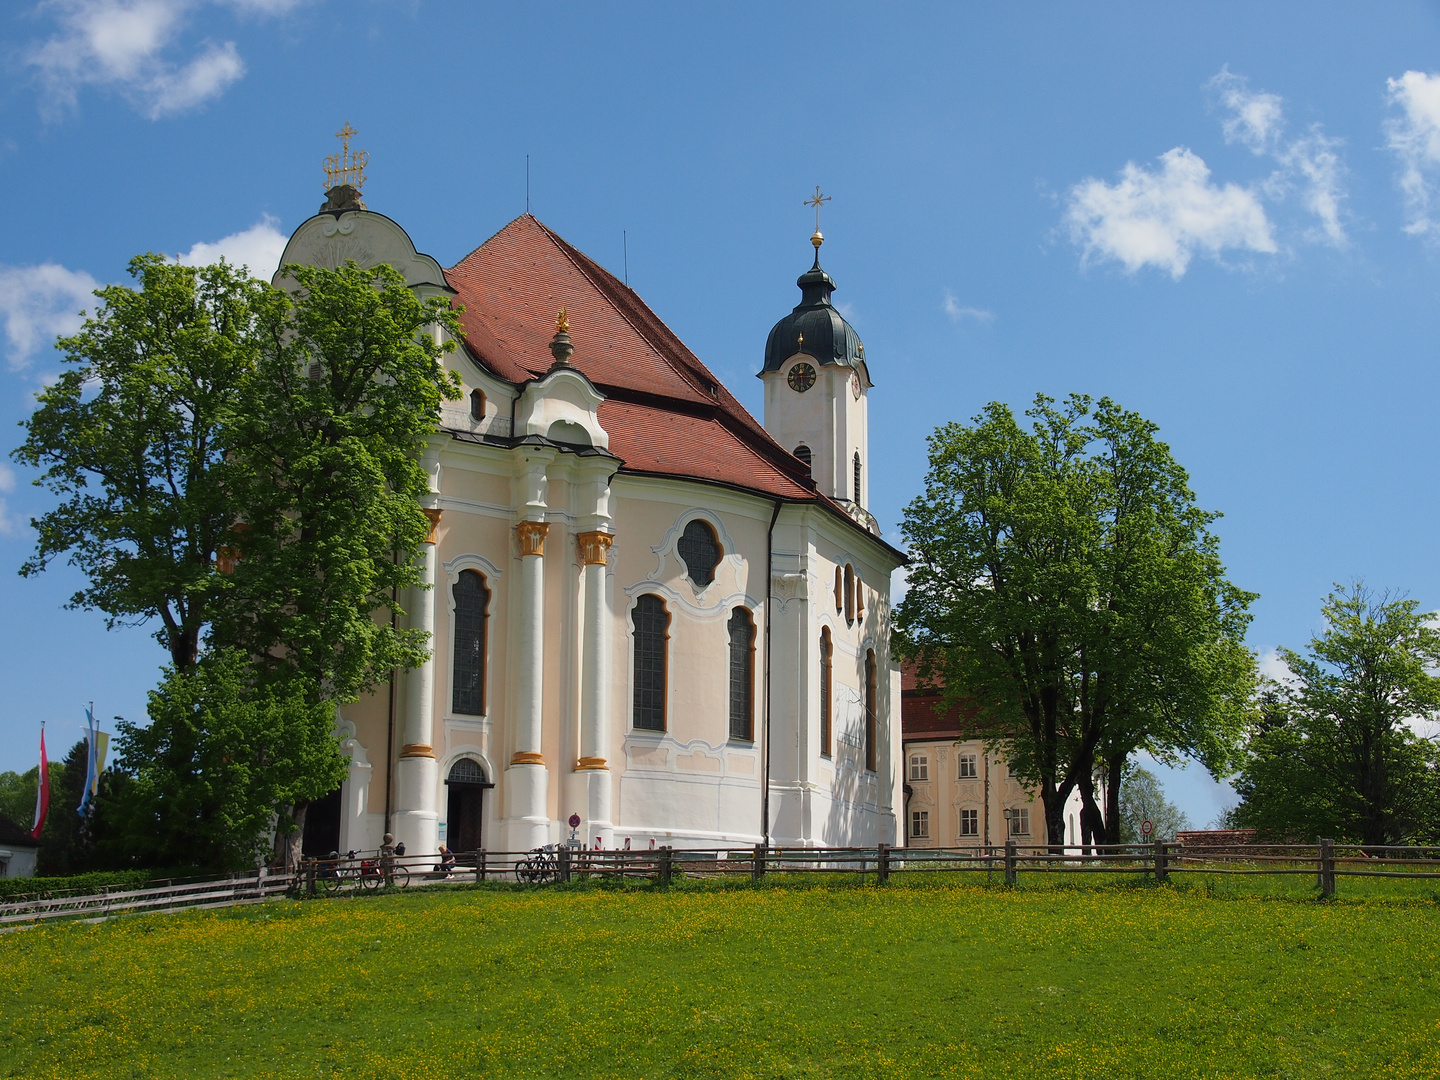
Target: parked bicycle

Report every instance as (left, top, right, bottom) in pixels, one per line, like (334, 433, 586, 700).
(517, 846, 559, 883)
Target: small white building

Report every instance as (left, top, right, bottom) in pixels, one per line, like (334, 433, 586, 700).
(282, 188, 907, 857)
(0, 813, 39, 878)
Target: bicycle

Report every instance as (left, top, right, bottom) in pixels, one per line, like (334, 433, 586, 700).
(517, 846, 559, 883)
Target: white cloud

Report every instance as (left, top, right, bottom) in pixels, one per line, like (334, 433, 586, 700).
(1211, 67, 1285, 154)
(942, 292, 994, 324)
(1385, 70, 1440, 238)
(24, 0, 303, 120)
(177, 214, 286, 279)
(1256, 647, 1292, 685)
(1211, 68, 1347, 246)
(1066, 147, 1276, 278)
(0, 263, 99, 369)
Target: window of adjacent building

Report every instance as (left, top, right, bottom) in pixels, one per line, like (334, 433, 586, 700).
(728, 608, 755, 741)
(908, 754, 929, 781)
(470, 388, 486, 420)
(819, 627, 833, 758)
(864, 649, 877, 772)
(960, 808, 979, 837)
(958, 753, 978, 779)
(793, 444, 812, 474)
(844, 564, 855, 624)
(677, 519, 721, 588)
(632, 594, 670, 731)
(910, 810, 929, 839)
(853, 452, 862, 506)
(1008, 808, 1030, 837)
(452, 569, 490, 715)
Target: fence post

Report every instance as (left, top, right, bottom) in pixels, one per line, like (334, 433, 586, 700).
(877, 842, 890, 885)
(476, 851, 486, 884)
(1004, 839, 1017, 886)
(558, 846, 572, 884)
(1154, 838, 1168, 883)
(752, 843, 767, 882)
(658, 846, 673, 885)
(1319, 837, 1335, 898)
(305, 859, 316, 898)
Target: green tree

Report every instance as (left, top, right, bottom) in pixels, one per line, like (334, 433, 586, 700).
(106, 649, 347, 871)
(896, 394, 1256, 846)
(1232, 584, 1440, 845)
(13, 256, 272, 670)
(1117, 765, 1192, 843)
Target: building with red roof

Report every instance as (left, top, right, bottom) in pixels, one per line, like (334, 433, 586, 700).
(279, 181, 905, 855)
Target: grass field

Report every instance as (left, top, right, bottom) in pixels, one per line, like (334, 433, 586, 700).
(2, 875, 1438, 1079)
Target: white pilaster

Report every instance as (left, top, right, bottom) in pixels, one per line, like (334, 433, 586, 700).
(576, 530, 614, 848)
(393, 506, 444, 857)
(506, 518, 551, 850)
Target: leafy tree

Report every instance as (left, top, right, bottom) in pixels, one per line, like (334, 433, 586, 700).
(1232, 584, 1440, 845)
(896, 394, 1256, 847)
(1117, 765, 1192, 843)
(106, 649, 347, 871)
(214, 261, 462, 703)
(13, 256, 273, 670)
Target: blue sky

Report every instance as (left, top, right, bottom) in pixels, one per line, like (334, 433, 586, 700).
(3, 2, 1440, 826)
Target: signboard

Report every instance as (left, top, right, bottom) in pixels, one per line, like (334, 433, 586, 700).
(568, 813, 581, 829)
(1141, 819, 1154, 837)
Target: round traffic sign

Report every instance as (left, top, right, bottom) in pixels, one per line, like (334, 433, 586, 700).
(568, 813, 581, 829)
(1141, 819, 1154, 836)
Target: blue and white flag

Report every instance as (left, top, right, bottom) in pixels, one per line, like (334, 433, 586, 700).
(77, 704, 107, 817)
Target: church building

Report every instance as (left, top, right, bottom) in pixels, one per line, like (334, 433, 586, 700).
(280, 163, 905, 857)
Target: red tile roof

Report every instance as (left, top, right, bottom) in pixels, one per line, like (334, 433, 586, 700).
(444, 215, 858, 515)
(900, 657, 980, 741)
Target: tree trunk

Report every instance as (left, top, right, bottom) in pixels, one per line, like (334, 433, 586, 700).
(1079, 779, 1105, 855)
(1104, 754, 1125, 845)
(272, 800, 309, 871)
(169, 624, 201, 672)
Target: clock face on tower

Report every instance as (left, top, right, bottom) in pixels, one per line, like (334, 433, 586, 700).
(787, 362, 817, 393)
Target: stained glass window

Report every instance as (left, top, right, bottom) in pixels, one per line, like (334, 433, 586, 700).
(677, 520, 721, 587)
(632, 594, 669, 731)
(820, 627, 833, 758)
(864, 649, 877, 772)
(452, 570, 490, 715)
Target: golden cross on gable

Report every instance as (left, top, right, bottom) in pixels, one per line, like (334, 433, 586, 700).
(323, 122, 369, 192)
(805, 185, 832, 232)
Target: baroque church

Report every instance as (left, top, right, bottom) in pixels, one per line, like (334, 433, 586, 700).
(282, 161, 906, 858)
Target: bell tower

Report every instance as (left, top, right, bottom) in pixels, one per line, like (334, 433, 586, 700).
(759, 192, 871, 517)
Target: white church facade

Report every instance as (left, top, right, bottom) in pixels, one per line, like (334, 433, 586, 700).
(278, 188, 906, 858)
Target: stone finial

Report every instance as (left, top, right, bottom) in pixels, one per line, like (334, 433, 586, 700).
(549, 309, 575, 365)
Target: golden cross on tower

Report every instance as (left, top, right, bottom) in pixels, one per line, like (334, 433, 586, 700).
(323, 122, 369, 192)
(804, 185, 832, 248)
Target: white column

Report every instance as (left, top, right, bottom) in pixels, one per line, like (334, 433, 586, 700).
(393, 508, 444, 857)
(505, 519, 550, 849)
(576, 530, 614, 848)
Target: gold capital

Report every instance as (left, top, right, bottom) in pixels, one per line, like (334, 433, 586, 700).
(511, 751, 545, 766)
(421, 508, 443, 544)
(575, 756, 608, 771)
(516, 520, 549, 557)
(577, 530, 614, 566)
(399, 743, 435, 759)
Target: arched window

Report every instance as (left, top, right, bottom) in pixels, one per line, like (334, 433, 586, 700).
(855, 571, 864, 620)
(727, 608, 755, 740)
(677, 519, 721, 588)
(834, 566, 843, 614)
(864, 649, 877, 772)
(470, 388, 486, 420)
(632, 594, 670, 731)
(819, 627, 833, 758)
(844, 564, 855, 624)
(452, 570, 490, 715)
(853, 452, 862, 506)
(793, 444, 812, 474)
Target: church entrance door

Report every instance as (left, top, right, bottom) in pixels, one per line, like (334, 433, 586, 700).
(445, 758, 493, 854)
(302, 787, 342, 857)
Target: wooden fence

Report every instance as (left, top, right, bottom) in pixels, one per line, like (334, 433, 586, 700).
(4, 839, 1436, 926)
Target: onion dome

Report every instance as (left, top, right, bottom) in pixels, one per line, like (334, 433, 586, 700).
(762, 238, 865, 374)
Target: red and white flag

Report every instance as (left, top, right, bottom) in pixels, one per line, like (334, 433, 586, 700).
(31, 725, 49, 841)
